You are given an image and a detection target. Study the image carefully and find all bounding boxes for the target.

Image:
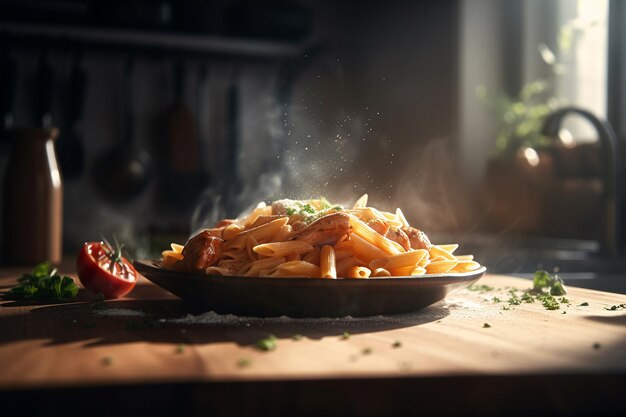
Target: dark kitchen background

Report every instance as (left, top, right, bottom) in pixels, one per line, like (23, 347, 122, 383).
(0, 0, 624, 291)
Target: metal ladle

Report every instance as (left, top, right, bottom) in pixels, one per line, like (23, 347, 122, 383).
(93, 58, 152, 202)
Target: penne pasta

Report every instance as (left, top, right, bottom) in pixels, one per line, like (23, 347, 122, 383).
(320, 245, 337, 279)
(164, 197, 482, 280)
(369, 249, 428, 271)
(347, 266, 371, 279)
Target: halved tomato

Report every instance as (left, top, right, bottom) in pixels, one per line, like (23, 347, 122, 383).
(76, 241, 138, 299)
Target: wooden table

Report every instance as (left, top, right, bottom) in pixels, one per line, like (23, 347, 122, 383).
(1, 266, 626, 417)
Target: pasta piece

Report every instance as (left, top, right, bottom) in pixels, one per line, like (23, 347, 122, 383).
(347, 266, 371, 279)
(349, 215, 404, 255)
(226, 217, 289, 250)
(272, 224, 293, 242)
(245, 256, 287, 276)
(320, 245, 337, 279)
(389, 266, 415, 276)
(371, 267, 391, 277)
(429, 245, 457, 261)
(451, 260, 481, 273)
(437, 244, 459, 254)
(411, 266, 427, 275)
(369, 249, 427, 270)
(353, 193, 368, 208)
(425, 260, 458, 274)
(429, 255, 446, 263)
(302, 247, 321, 265)
(285, 253, 301, 262)
(161, 251, 182, 269)
(205, 266, 232, 275)
(334, 249, 353, 262)
(336, 256, 357, 277)
(223, 224, 244, 241)
(253, 241, 314, 257)
(350, 233, 388, 262)
(244, 204, 272, 228)
(395, 208, 410, 228)
(272, 261, 320, 278)
(171, 243, 184, 253)
(246, 236, 259, 261)
(454, 254, 474, 261)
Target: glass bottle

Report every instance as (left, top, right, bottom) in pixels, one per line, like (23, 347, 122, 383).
(1, 128, 63, 264)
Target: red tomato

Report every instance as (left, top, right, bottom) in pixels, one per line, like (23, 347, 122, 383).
(76, 241, 138, 299)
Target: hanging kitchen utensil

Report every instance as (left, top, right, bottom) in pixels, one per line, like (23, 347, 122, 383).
(159, 60, 209, 209)
(56, 51, 86, 180)
(92, 58, 152, 202)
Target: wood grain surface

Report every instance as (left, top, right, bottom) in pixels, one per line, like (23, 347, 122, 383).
(1, 266, 625, 392)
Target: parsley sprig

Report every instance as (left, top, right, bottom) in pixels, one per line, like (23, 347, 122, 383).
(7, 262, 79, 302)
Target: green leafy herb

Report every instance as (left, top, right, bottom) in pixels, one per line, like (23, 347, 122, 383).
(285, 207, 297, 216)
(341, 331, 351, 340)
(254, 334, 277, 351)
(392, 340, 402, 348)
(237, 358, 251, 368)
(507, 293, 521, 305)
(532, 270, 567, 296)
(521, 292, 535, 303)
(7, 262, 79, 302)
(558, 297, 570, 304)
(492, 296, 501, 303)
(537, 293, 560, 310)
(483, 323, 491, 328)
(467, 284, 494, 292)
(579, 302, 589, 307)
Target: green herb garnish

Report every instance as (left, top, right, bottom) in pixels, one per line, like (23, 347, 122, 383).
(341, 331, 351, 340)
(483, 323, 491, 328)
(579, 302, 589, 307)
(254, 334, 278, 351)
(7, 262, 79, 302)
(392, 341, 402, 348)
(175, 344, 186, 354)
(507, 293, 521, 305)
(492, 296, 501, 303)
(237, 358, 252, 368)
(362, 347, 372, 355)
(604, 304, 626, 311)
(558, 297, 570, 304)
(521, 292, 535, 303)
(532, 270, 567, 296)
(537, 293, 560, 310)
(468, 284, 494, 292)
(292, 334, 304, 341)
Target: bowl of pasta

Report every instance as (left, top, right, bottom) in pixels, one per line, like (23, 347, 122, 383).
(135, 195, 486, 317)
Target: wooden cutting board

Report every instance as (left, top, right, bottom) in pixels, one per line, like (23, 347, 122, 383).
(0, 270, 626, 415)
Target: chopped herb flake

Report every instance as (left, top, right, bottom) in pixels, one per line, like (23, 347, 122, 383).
(483, 323, 491, 328)
(392, 341, 402, 348)
(492, 296, 501, 303)
(468, 284, 494, 292)
(507, 293, 521, 305)
(559, 297, 570, 304)
(254, 334, 277, 351)
(102, 356, 114, 366)
(605, 304, 626, 311)
(292, 334, 304, 341)
(175, 344, 186, 354)
(237, 358, 252, 368)
(521, 292, 535, 303)
(341, 331, 351, 340)
(579, 302, 589, 307)
(362, 347, 372, 355)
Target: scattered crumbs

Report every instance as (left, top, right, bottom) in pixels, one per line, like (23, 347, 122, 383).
(292, 334, 304, 341)
(392, 340, 402, 348)
(362, 347, 372, 355)
(483, 323, 491, 328)
(102, 356, 114, 366)
(605, 304, 626, 311)
(95, 293, 105, 302)
(341, 331, 351, 340)
(237, 358, 251, 368)
(175, 344, 186, 354)
(254, 334, 277, 351)
(592, 342, 601, 350)
(579, 302, 589, 307)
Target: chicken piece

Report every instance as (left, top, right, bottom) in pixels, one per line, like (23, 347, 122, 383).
(385, 227, 411, 251)
(294, 212, 352, 247)
(367, 218, 390, 236)
(402, 227, 432, 251)
(175, 230, 224, 273)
